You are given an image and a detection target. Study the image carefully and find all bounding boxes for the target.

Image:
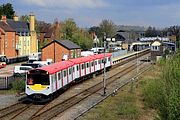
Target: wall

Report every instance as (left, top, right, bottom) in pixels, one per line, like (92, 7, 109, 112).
(42, 42, 69, 62)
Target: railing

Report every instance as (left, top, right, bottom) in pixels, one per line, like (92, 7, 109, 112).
(0, 76, 14, 89)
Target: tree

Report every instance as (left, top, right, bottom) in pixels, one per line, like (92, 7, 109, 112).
(167, 26, 180, 48)
(61, 18, 78, 40)
(0, 3, 15, 19)
(99, 19, 117, 38)
(145, 26, 158, 37)
(88, 26, 101, 38)
(20, 15, 29, 22)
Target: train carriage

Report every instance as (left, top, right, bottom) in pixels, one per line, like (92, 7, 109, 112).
(26, 61, 74, 101)
(69, 56, 94, 79)
(93, 53, 112, 71)
(26, 53, 112, 102)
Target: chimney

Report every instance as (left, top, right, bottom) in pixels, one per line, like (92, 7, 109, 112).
(13, 15, 18, 21)
(1, 15, 7, 23)
(29, 14, 35, 31)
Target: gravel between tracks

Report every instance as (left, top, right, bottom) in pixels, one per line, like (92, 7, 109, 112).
(0, 95, 24, 109)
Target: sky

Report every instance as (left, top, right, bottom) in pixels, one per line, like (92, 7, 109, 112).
(1, 0, 180, 28)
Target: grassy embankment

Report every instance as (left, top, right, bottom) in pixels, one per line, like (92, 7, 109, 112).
(78, 53, 180, 120)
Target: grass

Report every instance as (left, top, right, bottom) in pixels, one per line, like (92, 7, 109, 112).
(78, 66, 159, 120)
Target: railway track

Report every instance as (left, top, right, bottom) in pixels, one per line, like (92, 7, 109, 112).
(30, 61, 145, 120)
(0, 103, 31, 120)
(0, 50, 150, 120)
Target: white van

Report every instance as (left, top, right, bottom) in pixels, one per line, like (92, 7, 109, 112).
(33, 61, 52, 66)
(14, 66, 33, 76)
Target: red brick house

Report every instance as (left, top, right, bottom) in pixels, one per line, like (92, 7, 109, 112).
(41, 39, 81, 62)
(38, 21, 63, 44)
(0, 16, 18, 58)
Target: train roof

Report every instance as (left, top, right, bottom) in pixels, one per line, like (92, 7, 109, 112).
(93, 53, 112, 59)
(36, 61, 74, 74)
(69, 56, 95, 64)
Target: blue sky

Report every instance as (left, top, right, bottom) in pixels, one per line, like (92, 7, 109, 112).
(1, 0, 180, 28)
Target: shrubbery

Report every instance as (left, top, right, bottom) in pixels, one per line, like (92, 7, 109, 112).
(143, 53, 180, 120)
(11, 78, 25, 93)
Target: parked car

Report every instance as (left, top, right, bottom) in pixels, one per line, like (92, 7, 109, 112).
(33, 61, 52, 66)
(21, 63, 42, 68)
(0, 55, 6, 69)
(13, 66, 33, 76)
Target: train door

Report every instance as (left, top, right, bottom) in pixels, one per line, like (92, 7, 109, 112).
(58, 72, 62, 89)
(75, 65, 79, 79)
(55, 73, 58, 91)
(94, 60, 97, 72)
(72, 66, 75, 80)
(86, 62, 89, 75)
(63, 69, 67, 86)
(51, 74, 56, 93)
(81, 63, 85, 76)
(97, 59, 101, 70)
(91, 61, 94, 73)
(68, 67, 72, 83)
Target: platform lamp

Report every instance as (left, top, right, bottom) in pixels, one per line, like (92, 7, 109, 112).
(102, 33, 115, 96)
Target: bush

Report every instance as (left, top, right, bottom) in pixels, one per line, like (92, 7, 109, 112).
(143, 53, 180, 120)
(12, 79, 25, 93)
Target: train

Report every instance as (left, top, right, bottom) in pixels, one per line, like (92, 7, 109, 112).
(26, 53, 112, 102)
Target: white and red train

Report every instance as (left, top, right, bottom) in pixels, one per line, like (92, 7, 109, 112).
(26, 53, 112, 102)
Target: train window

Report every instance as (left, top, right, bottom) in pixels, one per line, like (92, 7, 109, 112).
(98, 60, 101, 64)
(82, 64, 84, 69)
(64, 70, 67, 77)
(86, 63, 89, 68)
(77, 65, 79, 71)
(55, 74, 57, 81)
(95, 61, 97, 65)
(108, 57, 110, 61)
(69, 68, 71, 75)
(73, 67, 75, 72)
(27, 72, 50, 85)
(61, 71, 63, 78)
(91, 62, 94, 66)
(58, 72, 61, 80)
(27, 78, 33, 85)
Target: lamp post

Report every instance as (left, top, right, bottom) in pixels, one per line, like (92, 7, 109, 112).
(102, 33, 115, 96)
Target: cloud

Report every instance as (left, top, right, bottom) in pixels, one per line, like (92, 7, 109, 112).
(21, 0, 108, 9)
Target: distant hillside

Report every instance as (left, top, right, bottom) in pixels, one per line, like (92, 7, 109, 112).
(117, 25, 146, 32)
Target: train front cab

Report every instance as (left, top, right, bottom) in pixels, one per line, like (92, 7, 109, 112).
(26, 70, 51, 102)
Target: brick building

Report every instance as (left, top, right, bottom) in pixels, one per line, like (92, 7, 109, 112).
(0, 16, 18, 58)
(41, 39, 81, 62)
(0, 14, 38, 58)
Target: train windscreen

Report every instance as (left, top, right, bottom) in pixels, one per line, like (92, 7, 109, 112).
(27, 70, 50, 85)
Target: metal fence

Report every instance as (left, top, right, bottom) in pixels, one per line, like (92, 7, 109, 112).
(0, 76, 15, 89)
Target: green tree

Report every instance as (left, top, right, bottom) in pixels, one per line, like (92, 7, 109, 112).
(99, 19, 117, 37)
(20, 15, 29, 22)
(167, 26, 180, 48)
(145, 26, 158, 37)
(61, 18, 78, 40)
(72, 30, 93, 50)
(0, 3, 15, 19)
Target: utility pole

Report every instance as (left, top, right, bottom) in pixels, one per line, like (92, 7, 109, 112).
(103, 33, 106, 96)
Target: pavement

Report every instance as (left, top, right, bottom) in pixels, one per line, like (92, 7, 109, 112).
(0, 62, 25, 77)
